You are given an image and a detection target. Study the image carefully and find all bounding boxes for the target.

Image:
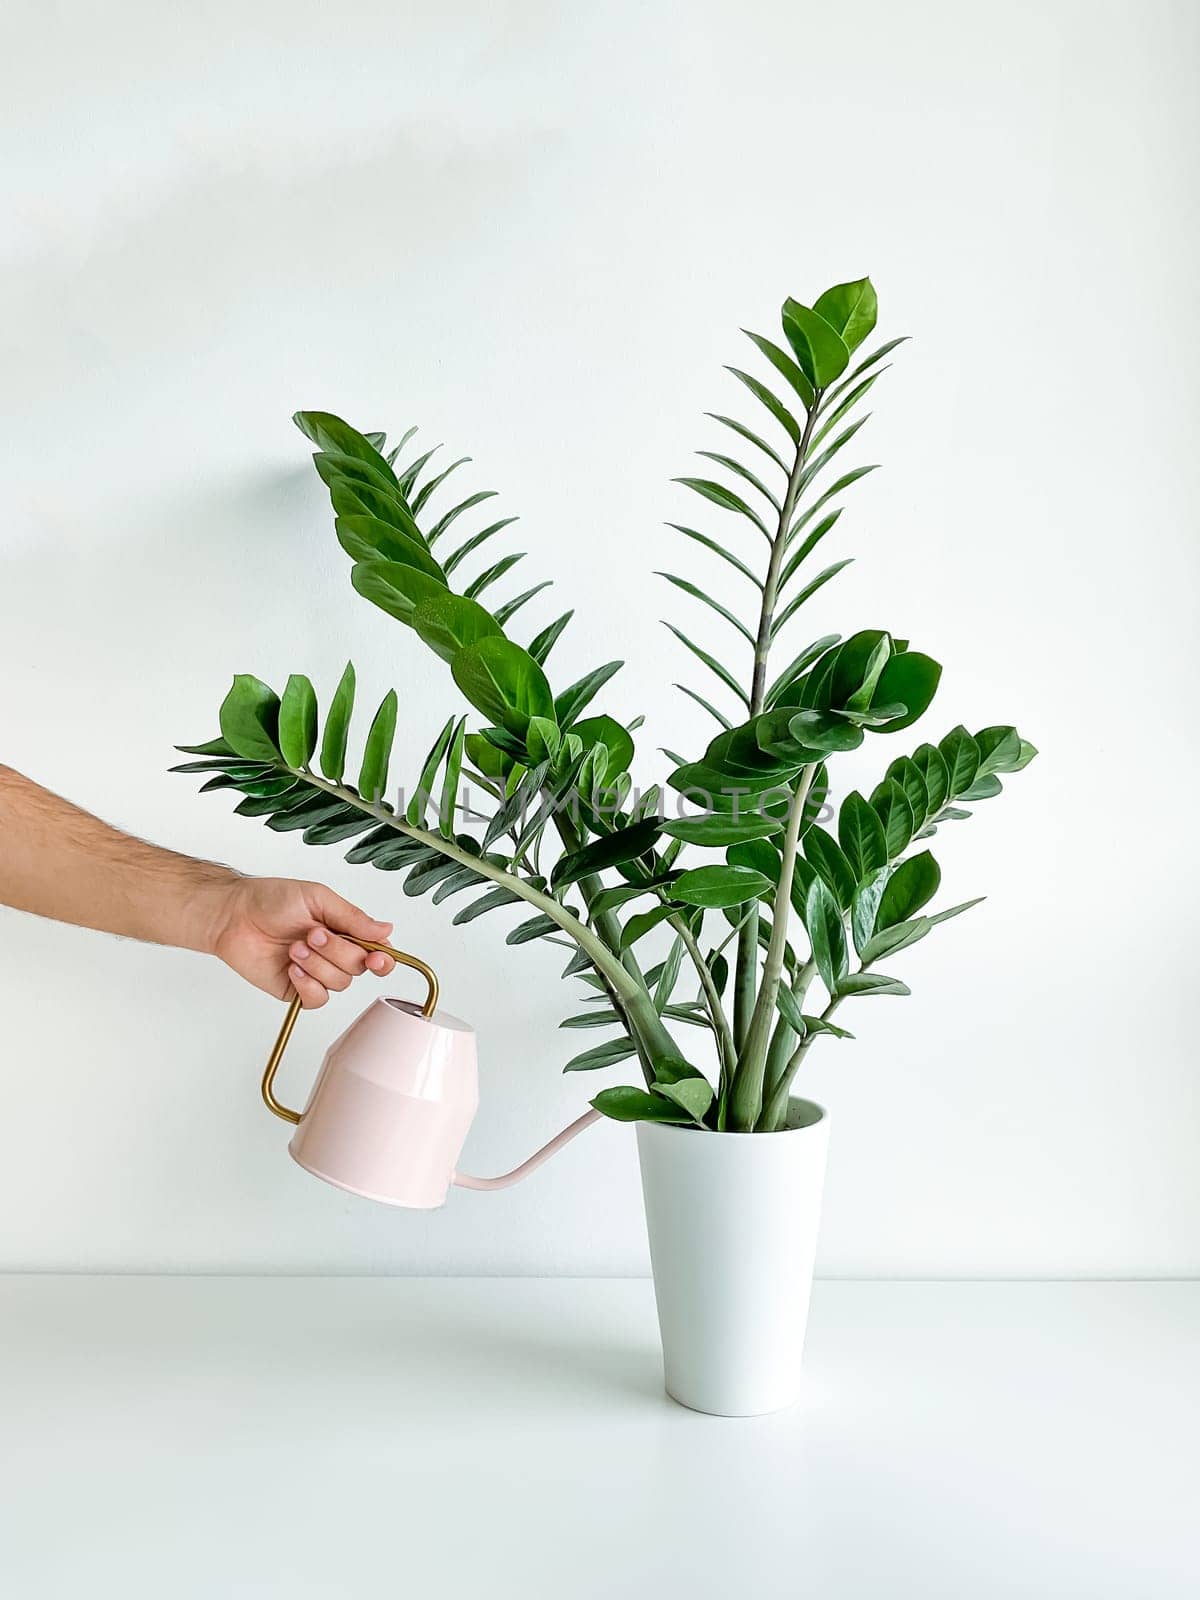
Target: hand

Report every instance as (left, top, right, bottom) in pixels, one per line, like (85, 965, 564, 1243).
(209, 877, 397, 1008)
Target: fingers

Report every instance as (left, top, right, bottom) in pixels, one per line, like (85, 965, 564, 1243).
(288, 963, 332, 1010)
(305, 926, 396, 981)
(309, 885, 393, 946)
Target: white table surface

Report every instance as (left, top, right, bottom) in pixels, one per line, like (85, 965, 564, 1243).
(1, 1277, 1196, 1598)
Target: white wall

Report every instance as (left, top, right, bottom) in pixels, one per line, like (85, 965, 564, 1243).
(2, 0, 1196, 1277)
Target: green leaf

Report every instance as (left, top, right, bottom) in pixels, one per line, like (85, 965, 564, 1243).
(559, 1009, 623, 1030)
(912, 743, 950, 814)
(779, 513, 843, 591)
(766, 633, 842, 707)
(774, 982, 808, 1035)
(319, 662, 356, 783)
(590, 1085, 689, 1120)
(830, 629, 892, 711)
(620, 906, 677, 948)
(335, 514, 444, 581)
(506, 913, 559, 945)
(278, 675, 318, 769)
(706, 950, 730, 998)
(673, 477, 769, 537)
(663, 624, 751, 710)
(406, 715, 457, 825)
(451, 637, 555, 736)
(219, 675, 281, 763)
(404, 856, 465, 898)
(395, 444, 440, 498)
(959, 774, 1003, 801)
(439, 718, 467, 836)
(493, 583, 552, 627)
(555, 661, 623, 727)
(869, 651, 941, 731)
(568, 1043, 642, 1075)
(724, 368, 801, 444)
(463, 552, 524, 599)
(928, 896, 986, 927)
(787, 709, 863, 754)
(659, 573, 755, 644)
(411, 594, 503, 665)
(831, 335, 909, 394)
(357, 689, 398, 803)
(802, 874, 848, 993)
(802, 827, 857, 911)
(799, 1015, 855, 1040)
(294, 411, 401, 487)
(452, 886, 522, 924)
(851, 867, 889, 957)
(876, 851, 941, 928)
(441, 517, 519, 576)
(653, 934, 685, 1011)
(975, 725, 1022, 777)
(812, 278, 878, 353)
(351, 560, 446, 624)
(652, 1076, 714, 1126)
(431, 864, 486, 903)
(885, 756, 930, 832)
(781, 300, 850, 388)
(304, 813, 377, 846)
(661, 812, 782, 846)
(589, 877, 676, 914)
(312, 450, 404, 508)
(668, 528, 761, 595)
(836, 972, 910, 997)
(524, 716, 560, 767)
(742, 330, 816, 409)
(266, 793, 356, 833)
(430, 490, 499, 545)
(727, 837, 781, 882)
(551, 817, 662, 890)
(329, 478, 423, 540)
(940, 726, 981, 797)
(861, 916, 932, 964)
(771, 559, 855, 636)
(672, 865, 773, 908)
(174, 737, 236, 758)
(528, 610, 573, 666)
(871, 779, 915, 859)
(838, 791, 888, 882)
(411, 456, 470, 514)
(571, 714, 635, 777)
(705, 412, 788, 474)
(695, 450, 781, 514)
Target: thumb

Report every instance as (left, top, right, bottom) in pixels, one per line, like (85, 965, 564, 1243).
(310, 886, 393, 944)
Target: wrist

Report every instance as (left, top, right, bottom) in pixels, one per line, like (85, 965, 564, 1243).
(180, 865, 244, 956)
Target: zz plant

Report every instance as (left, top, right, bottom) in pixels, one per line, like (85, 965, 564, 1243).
(175, 277, 1034, 1133)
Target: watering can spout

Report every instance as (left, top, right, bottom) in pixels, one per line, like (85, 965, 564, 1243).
(451, 1109, 601, 1192)
(258, 935, 601, 1209)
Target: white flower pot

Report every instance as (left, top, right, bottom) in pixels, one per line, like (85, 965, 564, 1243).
(636, 1097, 829, 1416)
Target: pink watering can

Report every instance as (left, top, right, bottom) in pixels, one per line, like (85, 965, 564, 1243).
(260, 935, 599, 1208)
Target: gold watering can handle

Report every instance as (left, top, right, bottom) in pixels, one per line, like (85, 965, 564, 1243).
(261, 938, 440, 1126)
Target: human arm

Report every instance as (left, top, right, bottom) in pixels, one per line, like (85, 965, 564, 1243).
(0, 765, 395, 1007)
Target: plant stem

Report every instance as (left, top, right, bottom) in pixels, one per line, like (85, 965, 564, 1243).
(670, 911, 737, 1088)
(749, 401, 821, 711)
(295, 768, 684, 1080)
(550, 810, 659, 1088)
(759, 956, 816, 1121)
(732, 908, 758, 1051)
(731, 395, 822, 1071)
(726, 765, 816, 1131)
(759, 991, 844, 1131)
